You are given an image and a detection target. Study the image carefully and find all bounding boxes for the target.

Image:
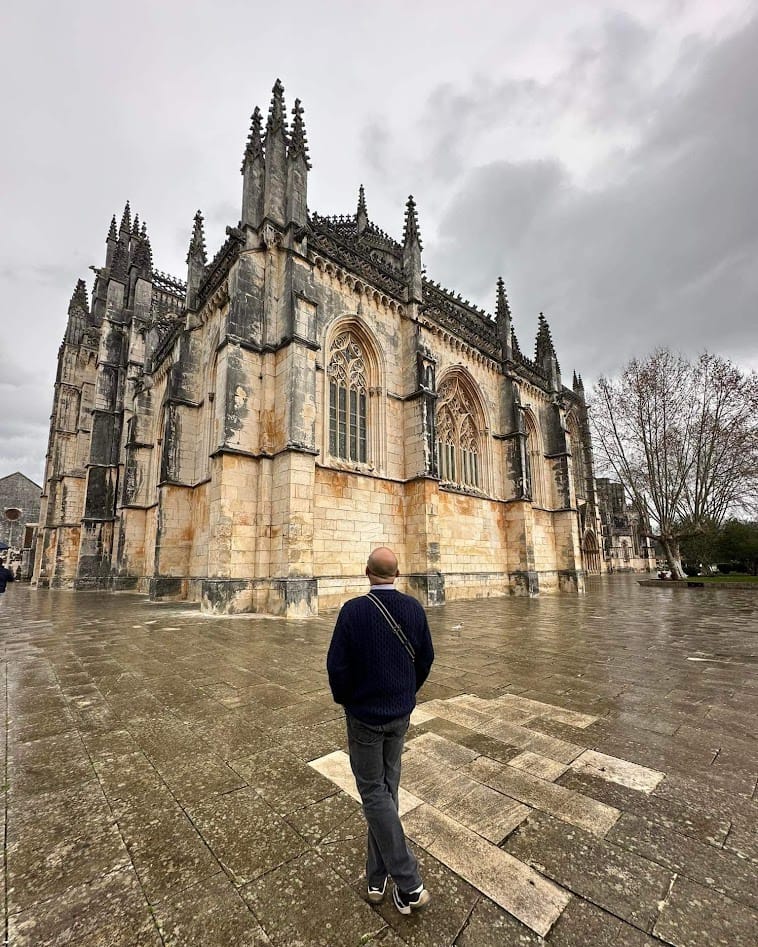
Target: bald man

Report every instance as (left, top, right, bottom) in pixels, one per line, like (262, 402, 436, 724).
(327, 547, 434, 915)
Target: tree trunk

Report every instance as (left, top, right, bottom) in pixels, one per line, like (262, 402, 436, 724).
(660, 535, 686, 579)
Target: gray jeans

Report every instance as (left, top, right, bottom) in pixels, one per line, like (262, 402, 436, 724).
(346, 712, 421, 892)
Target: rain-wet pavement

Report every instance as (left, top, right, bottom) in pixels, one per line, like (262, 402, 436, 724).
(0, 575, 756, 946)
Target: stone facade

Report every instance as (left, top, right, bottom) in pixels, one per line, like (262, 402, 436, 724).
(33, 81, 604, 616)
(596, 478, 655, 573)
(0, 472, 41, 550)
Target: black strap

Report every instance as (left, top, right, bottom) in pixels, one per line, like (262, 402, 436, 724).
(366, 592, 416, 662)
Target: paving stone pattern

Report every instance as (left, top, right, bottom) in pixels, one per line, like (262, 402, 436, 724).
(0, 576, 756, 946)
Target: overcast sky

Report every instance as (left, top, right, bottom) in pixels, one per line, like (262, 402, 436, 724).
(1, 0, 756, 485)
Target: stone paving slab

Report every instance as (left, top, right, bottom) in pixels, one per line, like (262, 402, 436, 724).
(558, 769, 732, 848)
(7, 867, 162, 947)
(403, 804, 571, 937)
(463, 756, 621, 836)
(653, 875, 758, 947)
(153, 872, 273, 946)
(607, 811, 758, 910)
(503, 811, 674, 933)
(6, 779, 129, 914)
(569, 748, 665, 793)
(2, 579, 758, 946)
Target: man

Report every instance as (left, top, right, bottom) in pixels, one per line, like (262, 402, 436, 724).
(0, 560, 14, 595)
(327, 547, 435, 915)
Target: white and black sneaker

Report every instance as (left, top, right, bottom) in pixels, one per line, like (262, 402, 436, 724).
(367, 877, 388, 903)
(392, 883, 431, 915)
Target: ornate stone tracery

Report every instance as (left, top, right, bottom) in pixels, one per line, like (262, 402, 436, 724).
(435, 374, 482, 489)
(327, 330, 368, 463)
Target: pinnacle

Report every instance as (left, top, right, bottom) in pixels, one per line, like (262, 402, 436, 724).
(107, 215, 117, 242)
(535, 312, 560, 372)
(132, 213, 140, 236)
(119, 201, 131, 234)
(288, 98, 311, 168)
(356, 184, 369, 235)
(266, 78, 287, 138)
(133, 237, 152, 273)
(241, 106, 264, 171)
(141, 220, 148, 238)
(402, 195, 423, 251)
(111, 239, 129, 281)
(496, 277, 511, 321)
(69, 278, 89, 313)
(187, 210, 207, 264)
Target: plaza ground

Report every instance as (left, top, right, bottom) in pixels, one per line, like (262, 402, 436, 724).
(1, 576, 756, 946)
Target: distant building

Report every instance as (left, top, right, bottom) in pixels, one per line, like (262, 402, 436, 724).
(595, 478, 655, 573)
(0, 471, 41, 549)
(33, 80, 604, 616)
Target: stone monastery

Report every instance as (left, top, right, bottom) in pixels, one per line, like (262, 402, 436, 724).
(33, 80, 604, 616)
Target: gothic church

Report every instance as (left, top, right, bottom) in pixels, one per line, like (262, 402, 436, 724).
(33, 80, 604, 616)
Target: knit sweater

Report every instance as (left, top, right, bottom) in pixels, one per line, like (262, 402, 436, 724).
(327, 588, 434, 724)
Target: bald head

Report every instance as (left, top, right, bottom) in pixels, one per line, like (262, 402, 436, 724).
(366, 547, 399, 584)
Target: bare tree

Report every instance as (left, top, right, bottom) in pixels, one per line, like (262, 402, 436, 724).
(591, 350, 758, 579)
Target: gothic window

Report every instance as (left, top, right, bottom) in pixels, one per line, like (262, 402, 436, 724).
(524, 411, 548, 507)
(435, 374, 482, 490)
(327, 331, 368, 463)
(566, 415, 586, 500)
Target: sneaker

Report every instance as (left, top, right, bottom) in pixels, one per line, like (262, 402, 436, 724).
(392, 883, 431, 915)
(367, 877, 388, 903)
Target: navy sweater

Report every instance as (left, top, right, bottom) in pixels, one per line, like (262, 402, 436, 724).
(327, 588, 435, 724)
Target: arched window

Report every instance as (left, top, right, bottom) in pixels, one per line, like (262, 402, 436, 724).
(327, 330, 368, 464)
(524, 410, 548, 507)
(566, 415, 586, 501)
(435, 373, 483, 490)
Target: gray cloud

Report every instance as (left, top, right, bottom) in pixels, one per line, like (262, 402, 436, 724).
(421, 11, 758, 380)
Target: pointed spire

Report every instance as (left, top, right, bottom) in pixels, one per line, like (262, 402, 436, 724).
(573, 372, 585, 397)
(356, 184, 368, 235)
(132, 236, 152, 275)
(495, 277, 513, 362)
(140, 220, 148, 238)
(403, 195, 423, 251)
(107, 215, 118, 242)
(265, 78, 287, 139)
(535, 312, 561, 390)
(496, 277, 511, 321)
(111, 238, 129, 282)
(263, 80, 289, 226)
(402, 196, 423, 303)
(241, 106, 264, 171)
(288, 98, 311, 169)
(535, 313, 557, 364)
(572, 370, 579, 389)
(65, 279, 89, 344)
(69, 278, 89, 314)
(187, 210, 207, 264)
(186, 211, 207, 310)
(119, 201, 131, 234)
(132, 213, 140, 236)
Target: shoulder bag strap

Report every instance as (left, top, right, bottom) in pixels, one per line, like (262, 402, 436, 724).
(366, 592, 416, 662)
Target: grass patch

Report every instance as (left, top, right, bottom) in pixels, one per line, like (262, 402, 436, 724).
(694, 574, 758, 583)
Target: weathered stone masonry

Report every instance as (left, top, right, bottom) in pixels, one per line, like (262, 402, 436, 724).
(33, 80, 604, 616)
